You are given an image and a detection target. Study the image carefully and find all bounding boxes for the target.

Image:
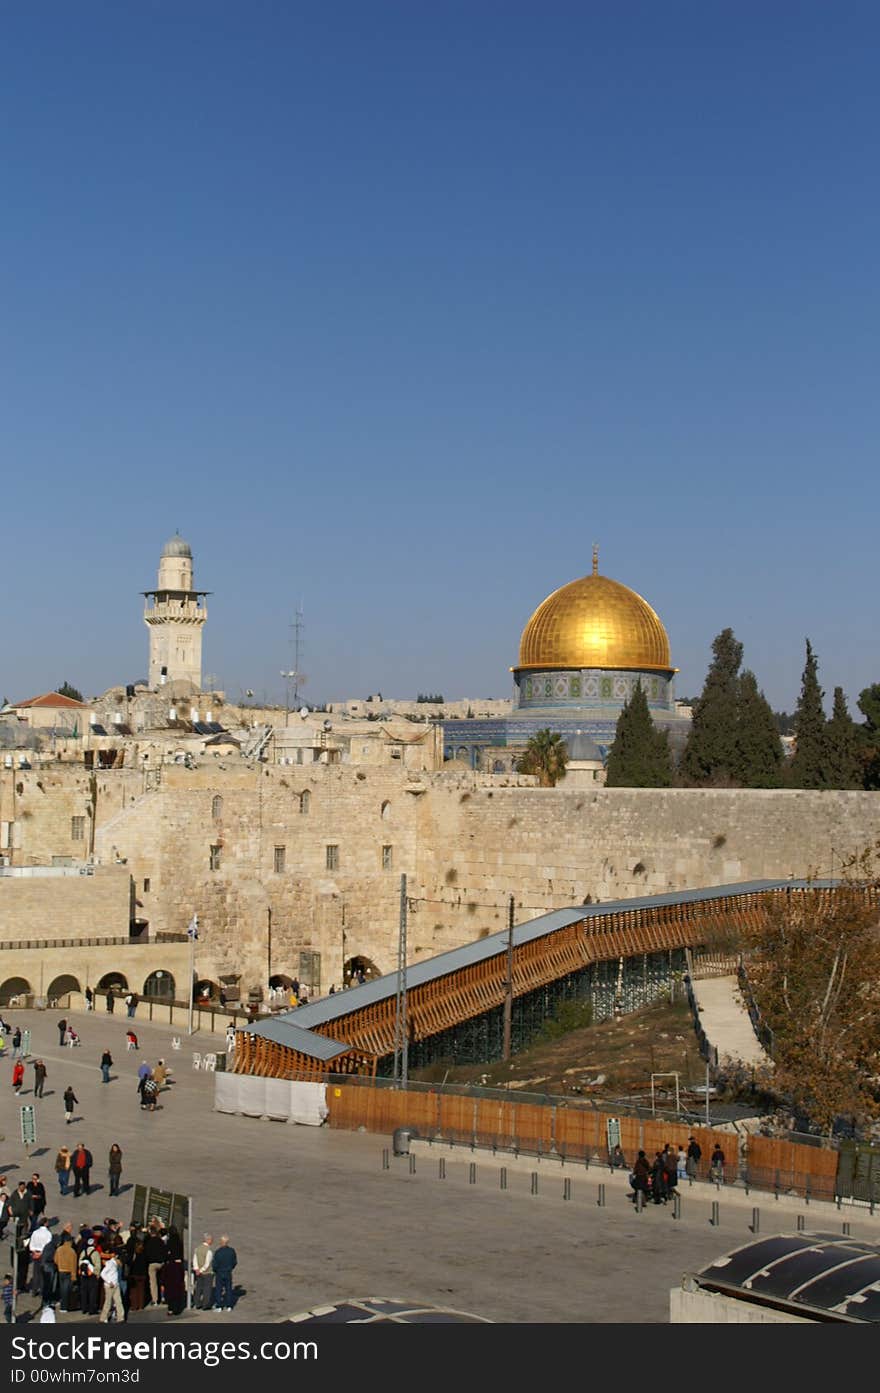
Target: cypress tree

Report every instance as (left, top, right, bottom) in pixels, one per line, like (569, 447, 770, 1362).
(856, 684, 880, 790)
(680, 628, 743, 784)
(789, 639, 828, 788)
(735, 670, 784, 787)
(824, 687, 861, 790)
(605, 681, 672, 787)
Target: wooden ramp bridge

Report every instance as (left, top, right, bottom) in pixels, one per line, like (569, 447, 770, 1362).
(233, 879, 848, 1080)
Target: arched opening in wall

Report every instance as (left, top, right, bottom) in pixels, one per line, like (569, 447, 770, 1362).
(269, 974, 293, 990)
(195, 978, 220, 1004)
(343, 955, 381, 988)
(0, 977, 32, 1006)
(47, 974, 81, 1008)
(492, 760, 504, 773)
(212, 795, 223, 820)
(97, 972, 128, 994)
(143, 971, 175, 1002)
(380, 800, 391, 820)
(299, 790, 311, 815)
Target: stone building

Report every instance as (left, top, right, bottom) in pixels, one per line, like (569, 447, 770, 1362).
(143, 534, 209, 690)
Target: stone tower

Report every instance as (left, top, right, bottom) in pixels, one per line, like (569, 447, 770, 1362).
(143, 534, 209, 689)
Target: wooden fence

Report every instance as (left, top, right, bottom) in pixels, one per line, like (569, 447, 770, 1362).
(325, 1083, 736, 1181)
(744, 1133, 839, 1203)
(324, 1083, 857, 1201)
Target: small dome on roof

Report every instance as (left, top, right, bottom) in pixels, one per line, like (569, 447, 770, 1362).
(565, 733, 604, 763)
(161, 533, 192, 559)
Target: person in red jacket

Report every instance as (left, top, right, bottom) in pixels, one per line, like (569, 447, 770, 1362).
(12, 1060, 24, 1094)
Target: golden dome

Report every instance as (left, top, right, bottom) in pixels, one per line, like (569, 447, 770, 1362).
(516, 558, 672, 673)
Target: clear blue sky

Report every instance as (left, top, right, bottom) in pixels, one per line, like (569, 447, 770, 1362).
(3, 2, 878, 714)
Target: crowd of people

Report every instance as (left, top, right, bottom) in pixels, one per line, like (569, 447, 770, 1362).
(2, 1205, 238, 1322)
(625, 1136, 727, 1205)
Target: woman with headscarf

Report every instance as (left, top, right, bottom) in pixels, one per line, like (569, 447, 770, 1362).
(108, 1145, 123, 1197)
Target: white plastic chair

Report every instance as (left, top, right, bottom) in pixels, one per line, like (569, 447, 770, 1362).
(191, 1052, 202, 1070)
(202, 1053, 216, 1073)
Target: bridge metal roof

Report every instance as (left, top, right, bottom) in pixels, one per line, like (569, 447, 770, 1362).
(249, 878, 834, 1045)
(241, 1016, 352, 1061)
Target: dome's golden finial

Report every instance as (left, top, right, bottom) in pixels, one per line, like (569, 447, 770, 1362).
(592, 544, 599, 576)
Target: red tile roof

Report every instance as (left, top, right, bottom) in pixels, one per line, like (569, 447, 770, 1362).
(14, 692, 90, 709)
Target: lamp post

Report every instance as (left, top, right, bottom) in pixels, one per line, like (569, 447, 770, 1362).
(186, 913, 199, 1035)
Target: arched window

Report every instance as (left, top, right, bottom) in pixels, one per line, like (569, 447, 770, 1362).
(143, 971, 175, 1001)
(211, 795, 223, 820)
(300, 790, 311, 815)
(380, 800, 391, 821)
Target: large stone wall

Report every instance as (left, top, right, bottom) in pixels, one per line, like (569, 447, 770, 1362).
(0, 865, 132, 941)
(4, 761, 879, 1001)
(0, 863, 189, 1005)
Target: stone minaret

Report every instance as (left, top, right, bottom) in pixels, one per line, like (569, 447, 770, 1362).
(143, 534, 209, 689)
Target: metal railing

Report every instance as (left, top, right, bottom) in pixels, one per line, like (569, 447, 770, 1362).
(737, 958, 775, 1057)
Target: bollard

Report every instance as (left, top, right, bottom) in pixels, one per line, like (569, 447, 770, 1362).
(500, 1167, 508, 1191)
(563, 1178, 571, 1202)
(439, 1157, 446, 1181)
(805, 1177, 810, 1206)
(710, 1200, 720, 1227)
(774, 1169, 780, 1201)
(672, 1193, 681, 1220)
(531, 1172, 539, 1196)
(584, 1155, 590, 1172)
(468, 1162, 476, 1185)
(842, 1222, 851, 1236)
(382, 1148, 390, 1171)
(751, 1207, 760, 1234)
(635, 1189, 643, 1213)
(409, 1153, 416, 1175)
(797, 1215, 805, 1232)
(597, 1183, 606, 1208)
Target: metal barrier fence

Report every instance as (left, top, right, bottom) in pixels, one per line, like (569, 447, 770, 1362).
(736, 959, 775, 1057)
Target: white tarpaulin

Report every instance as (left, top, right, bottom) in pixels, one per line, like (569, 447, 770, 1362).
(289, 1081, 329, 1126)
(214, 1072, 327, 1126)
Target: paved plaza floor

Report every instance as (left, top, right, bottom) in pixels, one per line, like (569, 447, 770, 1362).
(2, 1010, 877, 1324)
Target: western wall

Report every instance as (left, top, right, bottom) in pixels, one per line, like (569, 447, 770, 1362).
(4, 763, 877, 1000)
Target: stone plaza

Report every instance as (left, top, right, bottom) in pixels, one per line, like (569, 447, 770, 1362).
(3, 1010, 878, 1324)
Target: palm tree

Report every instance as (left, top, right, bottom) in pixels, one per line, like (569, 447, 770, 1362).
(516, 729, 569, 787)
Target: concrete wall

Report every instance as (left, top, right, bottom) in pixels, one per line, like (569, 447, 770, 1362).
(669, 1286, 811, 1323)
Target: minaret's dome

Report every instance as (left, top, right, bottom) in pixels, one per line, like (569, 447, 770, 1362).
(517, 554, 672, 673)
(161, 533, 192, 559)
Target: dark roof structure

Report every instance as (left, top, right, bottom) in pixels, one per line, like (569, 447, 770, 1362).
(688, 1232, 880, 1322)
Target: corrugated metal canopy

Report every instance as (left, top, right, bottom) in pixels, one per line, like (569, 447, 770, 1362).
(242, 1016, 353, 1061)
(251, 878, 836, 1040)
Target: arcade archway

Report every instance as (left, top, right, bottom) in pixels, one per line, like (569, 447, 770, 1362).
(0, 977, 31, 1006)
(47, 974, 81, 1007)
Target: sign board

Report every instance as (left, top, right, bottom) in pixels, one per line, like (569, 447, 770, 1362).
(605, 1117, 621, 1156)
(20, 1105, 37, 1147)
(131, 1185, 189, 1240)
(21, 1030, 31, 1059)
